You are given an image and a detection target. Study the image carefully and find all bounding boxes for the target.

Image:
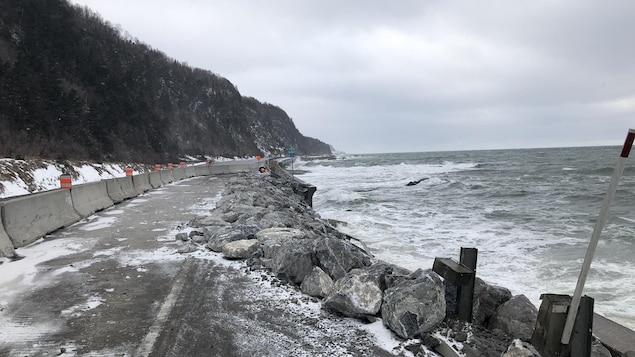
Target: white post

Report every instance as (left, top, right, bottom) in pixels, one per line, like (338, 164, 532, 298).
(561, 128, 635, 344)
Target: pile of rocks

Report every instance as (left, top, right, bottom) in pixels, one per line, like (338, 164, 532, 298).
(173, 172, 591, 356)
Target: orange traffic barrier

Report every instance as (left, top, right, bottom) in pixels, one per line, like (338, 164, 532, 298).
(125, 168, 133, 177)
(154, 164, 161, 172)
(59, 174, 72, 190)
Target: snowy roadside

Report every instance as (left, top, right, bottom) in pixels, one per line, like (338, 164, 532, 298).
(0, 158, 144, 198)
(0, 156, 247, 199)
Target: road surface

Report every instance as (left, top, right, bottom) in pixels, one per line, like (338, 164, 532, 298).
(0, 175, 396, 357)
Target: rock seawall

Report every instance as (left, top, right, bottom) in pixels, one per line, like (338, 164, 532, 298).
(170, 170, 548, 356)
(172, 170, 615, 356)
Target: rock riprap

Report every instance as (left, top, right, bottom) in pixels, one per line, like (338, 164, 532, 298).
(173, 172, 544, 355)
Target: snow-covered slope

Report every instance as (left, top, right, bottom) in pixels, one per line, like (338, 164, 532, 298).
(0, 159, 151, 199)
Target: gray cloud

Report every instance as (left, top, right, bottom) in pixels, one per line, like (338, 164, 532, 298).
(72, 0, 635, 153)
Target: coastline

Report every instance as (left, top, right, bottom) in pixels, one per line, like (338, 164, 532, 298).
(188, 167, 528, 356)
(1, 162, 630, 355)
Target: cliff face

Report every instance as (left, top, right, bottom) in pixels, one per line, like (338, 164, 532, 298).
(243, 97, 332, 156)
(0, 0, 331, 162)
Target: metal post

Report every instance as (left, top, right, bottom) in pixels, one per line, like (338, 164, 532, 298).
(561, 129, 635, 344)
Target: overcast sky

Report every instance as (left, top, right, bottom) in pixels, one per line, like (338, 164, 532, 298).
(70, 0, 635, 154)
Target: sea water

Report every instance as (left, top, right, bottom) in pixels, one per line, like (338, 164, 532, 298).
(293, 146, 635, 330)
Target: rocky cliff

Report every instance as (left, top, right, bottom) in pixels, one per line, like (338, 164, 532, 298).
(0, 0, 331, 163)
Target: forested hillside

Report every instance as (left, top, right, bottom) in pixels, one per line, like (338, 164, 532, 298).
(0, 0, 331, 162)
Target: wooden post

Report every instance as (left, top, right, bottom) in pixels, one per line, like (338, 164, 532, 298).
(432, 248, 478, 323)
(458, 248, 477, 322)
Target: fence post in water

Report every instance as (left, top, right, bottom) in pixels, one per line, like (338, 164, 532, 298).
(561, 128, 635, 345)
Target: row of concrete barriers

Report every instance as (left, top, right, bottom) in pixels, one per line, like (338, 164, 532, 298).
(0, 161, 261, 258)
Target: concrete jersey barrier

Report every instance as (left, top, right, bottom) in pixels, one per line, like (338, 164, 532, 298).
(185, 165, 209, 177)
(172, 168, 186, 180)
(200, 165, 211, 176)
(0, 205, 16, 257)
(118, 176, 138, 199)
(132, 173, 152, 194)
(209, 162, 256, 175)
(0, 159, 257, 255)
(160, 170, 175, 184)
(184, 166, 197, 178)
(71, 181, 115, 218)
(105, 178, 127, 203)
(1, 189, 80, 248)
(149, 172, 163, 189)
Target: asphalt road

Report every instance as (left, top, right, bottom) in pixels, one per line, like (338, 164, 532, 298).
(0, 175, 396, 357)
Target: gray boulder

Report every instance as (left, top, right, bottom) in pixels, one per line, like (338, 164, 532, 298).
(362, 261, 412, 291)
(591, 339, 611, 357)
(323, 268, 383, 318)
(501, 339, 541, 357)
(473, 278, 513, 326)
(381, 269, 446, 338)
(175, 232, 189, 241)
(270, 240, 315, 285)
(207, 224, 261, 252)
(255, 227, 306, 259)
(223, 239, 261, 260)
(260, 211, 300, 228)
(220, 211, 241, 223)
(177, 243, 198, 254)
(313, 237, 372, 281)
(196, 215, 230, 227)
(489, 295, 538, 341)
(300, 267, 334, 298)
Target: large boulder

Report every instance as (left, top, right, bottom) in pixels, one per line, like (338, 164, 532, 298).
(207, 224, 261, 252)
(260, 211, 301, 228)
(313, 237, 372, 281)
(269, 240, 315, 285)
(255, 227, 306, 259)
(472, 278, 513, 326)
(362, 261, 412, 291)
(223, 239, 261, 260)
(489, 295, 538, 341)
(189, 215, 230, 228)
(381, 269, 446, 338)
(323, 268, 383, 318)
(300, 267, 334, 298)
(501, 339, 541, 357)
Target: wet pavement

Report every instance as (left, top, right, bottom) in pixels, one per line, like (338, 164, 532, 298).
(0, 175, 397, 357)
